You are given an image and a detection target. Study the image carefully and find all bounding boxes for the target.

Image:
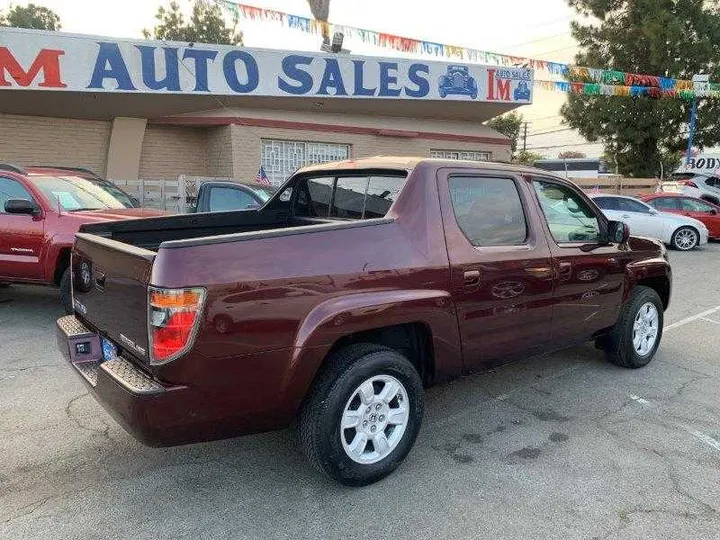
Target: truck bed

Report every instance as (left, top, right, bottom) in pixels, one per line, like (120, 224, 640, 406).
(79, 209, 342, 251)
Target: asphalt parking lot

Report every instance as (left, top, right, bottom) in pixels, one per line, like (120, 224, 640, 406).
(1, 246, 719, 540)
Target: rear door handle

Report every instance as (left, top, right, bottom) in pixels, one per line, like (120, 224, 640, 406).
(463, 270, 481, 287)
(558, 261, 572, 279)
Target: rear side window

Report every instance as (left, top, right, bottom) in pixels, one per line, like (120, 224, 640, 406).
(295, 174, 406, 219)
(593, 196, 618, 210)
(648, 197, 679, 210)
(448, 176, 527, 246)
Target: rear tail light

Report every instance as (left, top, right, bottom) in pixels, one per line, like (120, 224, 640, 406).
(680, 180, 698, 188)
(148, 286, 206, 364)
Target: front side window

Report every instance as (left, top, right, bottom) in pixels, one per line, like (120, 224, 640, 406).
(208, 187, 257, 212)
(533, 179, 601, 243)
(295, 175, 405, 220)
(448, 176, 527, 246)
(0, 177, 35, 214)
(681, 198, 715, 213)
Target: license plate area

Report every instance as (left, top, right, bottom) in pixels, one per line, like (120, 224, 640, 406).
(101, 337, 119, 362)
(68, 333, 102, 363)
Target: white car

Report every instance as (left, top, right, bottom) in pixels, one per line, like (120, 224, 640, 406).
(590, 194, 708, 251)
(675, 174, 720, 205)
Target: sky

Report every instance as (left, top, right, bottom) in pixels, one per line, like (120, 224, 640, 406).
(0, 0, 603, 157)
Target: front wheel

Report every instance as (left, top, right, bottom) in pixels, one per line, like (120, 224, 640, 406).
(671, 226, 699, 251)
(602, 286, 663, 368)
(297, 344, 424, 486)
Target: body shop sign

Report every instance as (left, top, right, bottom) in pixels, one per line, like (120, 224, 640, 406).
(0, 28, 532, 103)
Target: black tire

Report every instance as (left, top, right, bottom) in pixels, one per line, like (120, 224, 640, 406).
(297, 343, 424, 486)
(602, 286, 663, 369)
(60, 267, 73, 314)
(671, 226, 700, 251)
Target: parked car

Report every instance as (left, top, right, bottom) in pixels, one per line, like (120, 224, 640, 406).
(56, 157, 671, 486)
(190, 181, 277, 213)
(590, 193, 708, 251)
(0, 164, 166, 312)
(438, 65, 478, 99)
(641, 194, 720, 240)
(674, 173, 720, 205)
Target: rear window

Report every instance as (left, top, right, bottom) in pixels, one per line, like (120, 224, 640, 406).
(294, 173, 407, 219)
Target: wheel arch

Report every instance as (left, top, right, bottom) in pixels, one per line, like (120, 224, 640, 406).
(279, 290, 463, 413)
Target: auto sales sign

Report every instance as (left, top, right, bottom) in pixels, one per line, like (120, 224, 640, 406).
(0, 28, 533, 104)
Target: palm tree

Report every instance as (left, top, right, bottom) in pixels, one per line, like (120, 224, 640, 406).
(306, 0, 330, 41)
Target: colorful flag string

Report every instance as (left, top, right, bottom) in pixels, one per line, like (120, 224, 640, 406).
(216, 0, 718, 100)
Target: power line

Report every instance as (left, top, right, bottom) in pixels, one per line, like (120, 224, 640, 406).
(498, 32, 572, 52)
(527, 127, 574, 137)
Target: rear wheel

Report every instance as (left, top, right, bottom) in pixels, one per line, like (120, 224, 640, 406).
(602, 286, 663, 368)
(60, 267, 72, 314)
(671, 226, 699, 251)
(297, 343, 423, 486)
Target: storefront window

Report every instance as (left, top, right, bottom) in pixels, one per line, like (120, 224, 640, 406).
(261, 139, 351, 186)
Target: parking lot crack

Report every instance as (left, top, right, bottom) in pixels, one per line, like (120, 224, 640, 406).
(64, 392, 111, 441)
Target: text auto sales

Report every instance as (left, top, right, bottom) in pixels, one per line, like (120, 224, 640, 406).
(61, 42, 527, 102)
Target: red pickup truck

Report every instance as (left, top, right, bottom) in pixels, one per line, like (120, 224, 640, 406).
(56, 157, 671, 486)
(0, 164, 164, 312)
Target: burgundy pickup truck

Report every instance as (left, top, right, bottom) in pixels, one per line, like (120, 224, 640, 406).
(56, 157, 671, 486)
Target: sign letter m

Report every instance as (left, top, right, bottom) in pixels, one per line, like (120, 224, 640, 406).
(0, 48, 67, 88)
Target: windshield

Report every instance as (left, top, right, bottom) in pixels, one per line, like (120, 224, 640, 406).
(92, 180, 136, 208)
(245, 184, 276, 203)
(29, 175, 126, 211)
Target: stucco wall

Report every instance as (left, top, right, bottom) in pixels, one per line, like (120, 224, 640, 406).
(138, 125, 208, 180)
(0, 113, 111, 175)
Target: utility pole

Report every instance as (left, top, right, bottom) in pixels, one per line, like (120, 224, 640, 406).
(522, 122, 529, 152)
(687, 74, 708, 165)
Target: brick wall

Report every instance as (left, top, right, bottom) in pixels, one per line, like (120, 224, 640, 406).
(230, 124, 509, 182)
(0, 113, 111, 175)
(206, 125, 234, 177)
(139, 125, 209, 180)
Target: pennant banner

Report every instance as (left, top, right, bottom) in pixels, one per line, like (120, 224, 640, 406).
(218, 0, 718, 100)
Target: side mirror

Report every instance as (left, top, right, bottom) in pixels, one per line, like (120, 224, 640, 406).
(608, 220, 630, 244)
(649, 208, 659, 215)
(5, 198, 40, 216)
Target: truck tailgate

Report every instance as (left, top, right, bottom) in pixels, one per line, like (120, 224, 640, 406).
(72, 233, 154, 362)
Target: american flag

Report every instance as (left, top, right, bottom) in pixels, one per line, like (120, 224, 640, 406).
(256, 166, 271, 186)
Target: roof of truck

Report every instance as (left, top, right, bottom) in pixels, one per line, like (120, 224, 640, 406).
(297, 156, 557, 178)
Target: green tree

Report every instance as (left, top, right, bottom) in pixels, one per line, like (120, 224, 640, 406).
(0, 3, 61, 30)
(485, 112, 524, 156)
(143, 0, 242, 45)
(558, 150, 586, 159)
(516, 150, 545, 165)
(561, 0, 720, 177)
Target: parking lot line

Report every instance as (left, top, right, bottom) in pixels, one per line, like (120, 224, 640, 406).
(664, 305, 720, 331)
(688, 430, 720, 453)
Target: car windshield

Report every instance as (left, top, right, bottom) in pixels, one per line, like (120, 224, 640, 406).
(29, 175, 126, 211)
(245, 184, 276, 203)
(91, 179, 136, 208)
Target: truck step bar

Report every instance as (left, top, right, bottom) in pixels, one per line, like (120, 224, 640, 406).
(56, 315, 165, 395)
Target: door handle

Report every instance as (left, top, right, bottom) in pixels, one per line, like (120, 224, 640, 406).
(558, 261, 572, 280)
(462, 270, 481, 287)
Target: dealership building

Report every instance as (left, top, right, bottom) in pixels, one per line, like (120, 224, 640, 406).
(0, 28, 532, 185)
